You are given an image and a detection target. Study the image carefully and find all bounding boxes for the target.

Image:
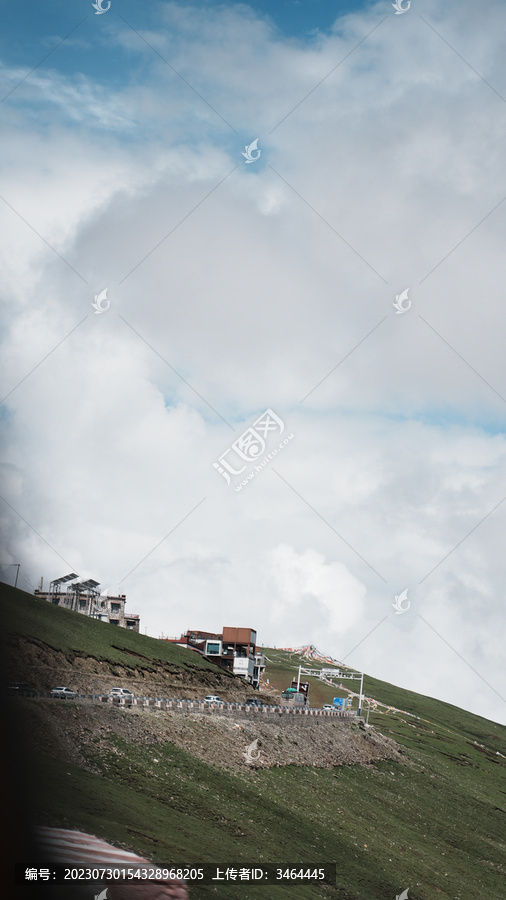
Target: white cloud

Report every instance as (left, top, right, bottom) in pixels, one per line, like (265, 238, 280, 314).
(269, 544, 366, 634)
(1, 0, 505, 724)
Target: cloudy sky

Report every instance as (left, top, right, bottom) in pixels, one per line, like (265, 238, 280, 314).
(1, 0, 505, 724)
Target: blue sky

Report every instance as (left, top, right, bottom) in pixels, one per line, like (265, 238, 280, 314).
(1, 0, 373, 51)
(0, 0, 374, 87)
(0, 0, 378, 148)
(1, 0, 505, 725)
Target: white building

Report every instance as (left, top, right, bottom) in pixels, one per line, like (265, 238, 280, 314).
(34, 574, 140, 631)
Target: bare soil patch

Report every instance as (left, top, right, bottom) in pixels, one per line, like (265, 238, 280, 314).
(21, 699, 405, 774)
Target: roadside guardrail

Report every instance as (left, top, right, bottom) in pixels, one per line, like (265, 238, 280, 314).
(14, 691, 357, 718)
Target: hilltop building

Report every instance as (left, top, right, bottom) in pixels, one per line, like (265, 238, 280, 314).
(163, 626, 265, 689)
(34, 573, 140, 632)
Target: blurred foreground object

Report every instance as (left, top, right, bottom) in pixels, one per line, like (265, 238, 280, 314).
(37, 827, 188, 900)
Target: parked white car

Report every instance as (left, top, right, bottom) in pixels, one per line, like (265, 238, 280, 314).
(108, 688, 134, 701)
(203, 695, 223, 703)
(51, 687, 76, 700)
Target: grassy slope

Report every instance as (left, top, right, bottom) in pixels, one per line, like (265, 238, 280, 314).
(3, 585, 506, 900)
(1, 582, 222, 676)
(262, 646, 505, 747)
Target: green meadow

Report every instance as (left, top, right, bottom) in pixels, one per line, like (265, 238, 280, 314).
(2, 583, 505, 899)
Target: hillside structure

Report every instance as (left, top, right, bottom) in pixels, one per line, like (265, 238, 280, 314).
(163, 626, 265, 689)
(34, 574, 140, 632)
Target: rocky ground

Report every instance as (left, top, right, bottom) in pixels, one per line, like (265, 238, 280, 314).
(8, 633, 407, 776)
(21, 698, 406, 774)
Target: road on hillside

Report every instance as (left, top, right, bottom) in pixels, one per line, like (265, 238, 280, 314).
(11, 689, 357, 720)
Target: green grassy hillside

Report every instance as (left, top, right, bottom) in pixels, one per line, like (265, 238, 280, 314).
(1, 582, 219, 675)
(262, 645, 505, 760)
(2, 583, 505, 900)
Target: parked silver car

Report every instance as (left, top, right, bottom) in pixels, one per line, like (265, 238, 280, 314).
(108, 687, 134, 703)
(51, 686, 76, 700)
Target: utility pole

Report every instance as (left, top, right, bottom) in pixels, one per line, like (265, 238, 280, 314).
(358, 671, 364, 717)
(1, 563, 20, 587)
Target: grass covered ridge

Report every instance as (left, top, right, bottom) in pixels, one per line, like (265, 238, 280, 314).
(1, 582, 220, 675)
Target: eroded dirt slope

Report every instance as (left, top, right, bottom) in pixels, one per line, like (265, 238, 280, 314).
(20, 698, 405, 773)
(6, 636, 255, 700)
